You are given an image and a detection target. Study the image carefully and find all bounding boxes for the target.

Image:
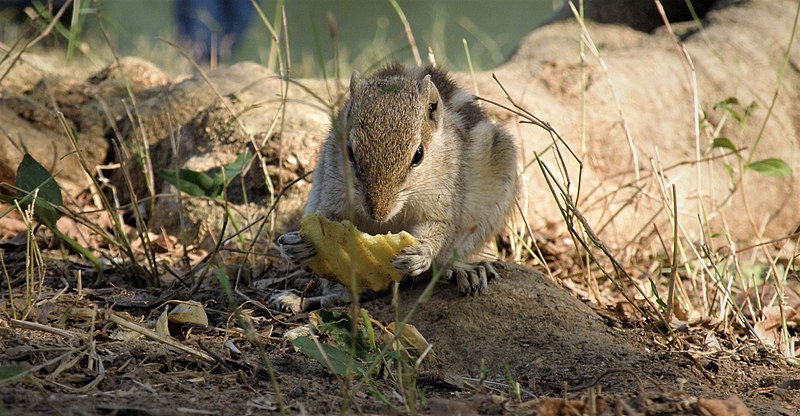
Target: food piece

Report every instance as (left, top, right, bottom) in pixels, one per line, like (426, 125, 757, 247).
(299, 213, 419, 293)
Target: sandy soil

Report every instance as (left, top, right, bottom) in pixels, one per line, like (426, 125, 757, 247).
(1, 256, 798, 415)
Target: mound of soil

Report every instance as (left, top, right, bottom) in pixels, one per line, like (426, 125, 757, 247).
(371, 264, 798, 415)
(1, 262, 797, 415)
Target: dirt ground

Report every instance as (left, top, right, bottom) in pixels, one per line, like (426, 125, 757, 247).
(1, 253, 798, 415)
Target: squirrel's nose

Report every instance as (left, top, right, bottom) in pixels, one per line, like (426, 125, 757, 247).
(365, 194, 395, 223)
(368, 201, 391, 222)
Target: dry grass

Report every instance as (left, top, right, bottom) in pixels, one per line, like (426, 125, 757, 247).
(494, 0, 800, 362)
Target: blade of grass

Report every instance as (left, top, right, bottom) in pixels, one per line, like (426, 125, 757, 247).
(0, 0, 73, 83)
(744, 0, 799, 167)
(388, 0, 421, 65)
(462, 38, 479, 99)
(1, 251, 17, 319)
(65, 0, 82, 62)
(568, 1, 640, 180)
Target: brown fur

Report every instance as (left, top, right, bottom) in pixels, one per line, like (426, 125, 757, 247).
(282, 64, 519, 295)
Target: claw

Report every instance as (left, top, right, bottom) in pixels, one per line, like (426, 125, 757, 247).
(446, 261, 500, 295)
(278, 231, 316, 265)
(268, 281, 352, 314)
(479, 260, 500, 281)
(269, 290, 304, 314)
(392, 243, 432, 277)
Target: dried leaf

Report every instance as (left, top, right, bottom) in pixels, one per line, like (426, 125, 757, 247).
(224, 339, 241, 355)
(283, 325, 312, 342)
(519, 397, 605, 416)
(704, 331, 723, 351)
(386, 322, 435, 361)
(155, 308, 171, 337)
(697, 395, 751, 416)
(168, 301, 209, 327)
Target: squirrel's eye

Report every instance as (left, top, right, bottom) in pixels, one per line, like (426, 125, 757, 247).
(411, 144, 424, 167)
(346, 143, 356, 164)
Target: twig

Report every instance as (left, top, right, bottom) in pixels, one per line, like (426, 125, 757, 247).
(683, 351, 716, 385)
(568, 368, 658, 393)
(665, 185, 679, 323)
(105, 311, 214, 362)
(9, 318, 79, 339)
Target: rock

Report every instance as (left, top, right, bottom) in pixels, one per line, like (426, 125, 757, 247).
(488, 0, 800, 248)
(546, 0, 717, 33)
(0, 106, 106, 197)
(0, 50, 90, 97)
(1, 58, 44, 98)
(143, 63, 330, 247)
(87, 56, 172, 93)
(77, 56, 173, 139)
(0, 56, 172, 199)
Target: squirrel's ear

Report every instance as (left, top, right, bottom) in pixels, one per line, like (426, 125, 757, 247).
(419, 75, 442, 123)
(349, 70, 363, 97)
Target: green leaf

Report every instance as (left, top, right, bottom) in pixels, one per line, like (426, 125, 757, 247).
(746, 158, 793, 177)
(744, 101, 758, 118)
(8, 155, 104, 282)
(713, 97, 742, 123)
(0, 364, 28, 386)
(211, 174, 225, 197)
(312, 309, 371, 357)
(15, 154, 63, 228)
(220, 150, 253, 188)
(158, 151, 252, 199)
(710, 137, 737, 153)
(723, 163, 734, 177)
(159, 168, 222, 198)
(649, 277, 666, 310)
(716, 97, 740, 106)
(291, 336, 366, 378)
(16, 155, 62, 205)
(723, 163, 736, 190)
(360, 308, 377, 352)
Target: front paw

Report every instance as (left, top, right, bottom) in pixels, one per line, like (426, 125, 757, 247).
(391, 243, 432, 277)
(278, 231, 316, 265)
(269, 290, 305, 314)
(445, 261, 500, 295)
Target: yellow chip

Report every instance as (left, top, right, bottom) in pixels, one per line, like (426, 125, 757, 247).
(299, 213, 419, 293)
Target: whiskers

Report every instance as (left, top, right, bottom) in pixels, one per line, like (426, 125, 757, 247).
(396, 178, 457, 201)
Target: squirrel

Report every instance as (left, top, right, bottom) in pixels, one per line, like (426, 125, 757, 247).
(278, 64, 518, 304)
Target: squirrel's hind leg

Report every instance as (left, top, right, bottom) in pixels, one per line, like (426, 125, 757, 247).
(269, 277, 352, 313)
(444, 260, 500, 295)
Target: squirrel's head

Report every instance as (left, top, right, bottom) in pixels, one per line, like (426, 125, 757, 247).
(341, 69, 444, 223)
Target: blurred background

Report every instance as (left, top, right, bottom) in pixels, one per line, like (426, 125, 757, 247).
(0, 0, 559, 77)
